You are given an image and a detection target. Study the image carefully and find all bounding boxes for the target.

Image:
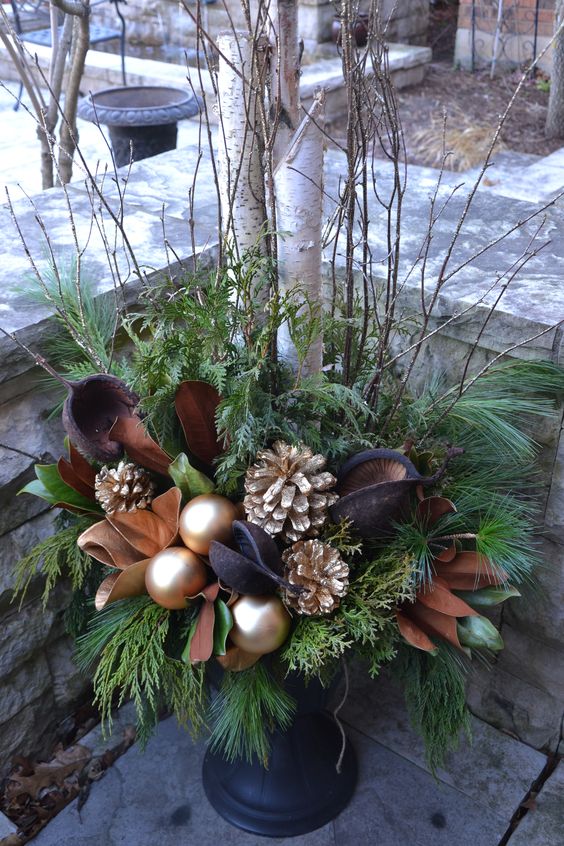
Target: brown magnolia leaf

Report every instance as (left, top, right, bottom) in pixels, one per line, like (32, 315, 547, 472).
(407, 602, 464, 651)
(149, 487, 182, 535)
(69, 442, 97, 488)
(416, 496, 457, 526)
(57, 457, 96, 501)
(416, 577, 478, 617)
(95, 558, 151, 610)
(434, 544, 457, 563)
(436, 551, 509, 589)
(438, 572, 508, 591)
(108, 509, 175, 559)
(78, 520, 140, 569)
(396, 610, 437, 653)
(109, 415, 171, 476)
(175, 381, 223, 466)
(189, 583, 220, 663)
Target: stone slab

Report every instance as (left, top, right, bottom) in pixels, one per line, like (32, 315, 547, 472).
(0, 810, 17, 839)
(508, 760, 564, 846)
(466, 662, 564, 753)
(341, 670, 547, 820)
(31, 717, 337, 846)
(335, 727, 510, 846)
(29, 705, 534, 846)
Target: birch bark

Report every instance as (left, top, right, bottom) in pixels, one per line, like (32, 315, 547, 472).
(216, 30, 268, 257)
(269, 0, 301, 167)
(274, 91, 326, 377)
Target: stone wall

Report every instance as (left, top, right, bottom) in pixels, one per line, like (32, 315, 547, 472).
(0, 378, 92, 778)
(93, 0, 429, 61)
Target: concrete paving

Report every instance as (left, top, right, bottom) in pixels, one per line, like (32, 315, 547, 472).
(27, 672, 561, 846)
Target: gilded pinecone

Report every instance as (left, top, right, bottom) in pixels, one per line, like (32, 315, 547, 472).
(95, 461, 155, 514)
(243, 440, 338, 543)
(282, 539, 349, 615)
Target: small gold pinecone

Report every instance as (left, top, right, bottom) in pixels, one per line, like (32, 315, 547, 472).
(95, 461, 155, 514)
(282, 539, 349, 615)
(243, 440, 338, 543)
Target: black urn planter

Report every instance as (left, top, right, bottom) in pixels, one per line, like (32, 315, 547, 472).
(77, 86, 200, 167)
(203, 672, 357, 837)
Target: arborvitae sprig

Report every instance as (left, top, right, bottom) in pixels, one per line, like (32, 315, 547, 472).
(281, 617, 353, 679)
(78, 597, 206, 744)
(13, 514, 94, 606)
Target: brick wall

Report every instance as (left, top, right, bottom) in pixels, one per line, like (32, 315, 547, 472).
(455, 0, 557, 72)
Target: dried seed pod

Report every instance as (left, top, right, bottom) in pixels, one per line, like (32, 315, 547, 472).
(330, 447, 463, 539)
(62, 374, 140, 462)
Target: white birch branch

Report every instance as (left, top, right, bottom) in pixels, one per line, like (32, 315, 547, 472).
(274, 90, 326, 377)
(216, 29, 268, 258)
(269, 0, 301, 167)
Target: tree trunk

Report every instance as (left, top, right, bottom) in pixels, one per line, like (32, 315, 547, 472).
(546, 0, 564, 138)
(269, 0, 301, 167)
(274, 92, 325, 378)
(216, 30, 269, 258)
(58, 12, 89, 184)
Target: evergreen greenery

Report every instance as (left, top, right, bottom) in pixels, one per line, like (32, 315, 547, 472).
(208, 662, 296, 765)
(394, 644, 471, 774)
(13, 514, 94, 606)
(77, 597, 206, 745)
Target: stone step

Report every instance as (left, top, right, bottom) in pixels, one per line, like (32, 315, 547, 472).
(0, 41, 431, 125)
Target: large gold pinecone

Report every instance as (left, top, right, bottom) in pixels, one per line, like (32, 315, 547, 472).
(243, 440, 338, 543)
(282, 539, 349, 615)
(95, 461, 155, 514)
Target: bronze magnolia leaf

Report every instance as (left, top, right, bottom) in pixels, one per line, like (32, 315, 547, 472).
(416, 576, 478, 617)
(396, 610, 437, 653)
(57, 442, 98, 501)
(175, 380, 223, 466)
(216, 645, 260, 672)
(406, 602, 464, 651)
(416, 496, 457, 526)
(78, 520, 141, 569)
(189, 583, 221, 663)
(94, 559, 151, 610)
(109, 416, 171, 476)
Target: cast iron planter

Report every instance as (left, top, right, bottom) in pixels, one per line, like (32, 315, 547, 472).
(77, 85, 200, 167)
(203, 671, 357, 836)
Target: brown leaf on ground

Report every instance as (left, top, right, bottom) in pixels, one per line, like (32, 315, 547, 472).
(6, 745, 90, 800)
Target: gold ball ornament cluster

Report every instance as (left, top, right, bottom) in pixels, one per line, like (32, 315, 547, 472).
(282, 539, 349, 615)
(95, 461, 155, 513)
(145, 547, 208, 609)
(179, 494, 239, 555)
(229, 594, 292, 654)
(243, 440, 338, 543)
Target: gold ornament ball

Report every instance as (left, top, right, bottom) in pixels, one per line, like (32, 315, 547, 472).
(179, 494, 239, 555)
(229, 594, 291, 654)
(145, 547, 208, 609)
